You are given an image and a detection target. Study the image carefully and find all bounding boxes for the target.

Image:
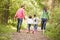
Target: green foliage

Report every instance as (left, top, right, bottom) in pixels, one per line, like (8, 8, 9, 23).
(45, 5, 60, 40)
(8, 19, 27, 30)
(0, 0, 60, 40)
(53, 6, 60, 23)
(9, 0, 22, 18)
(9, 0, 44, 18)
(0, 24, 15, 40)
(45, 23, 60, 40)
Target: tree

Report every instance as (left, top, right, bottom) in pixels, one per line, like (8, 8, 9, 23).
(0, 0, 10, 24)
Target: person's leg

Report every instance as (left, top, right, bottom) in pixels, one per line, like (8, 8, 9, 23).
(34, 24, 37, 31)
(18, 18, 23, 32)
(41, 19, 44, 30)
(28, 24, 31, 32)
(44, 22, 46, 30)
(43, 18, 47, 30)
(33, 24, 37, 34)
(43, 20, 46, 34)
(17, 18, 20, 32)
(17, 18, 23, 32)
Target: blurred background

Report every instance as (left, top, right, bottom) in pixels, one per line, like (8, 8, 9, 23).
(0, 0, 60, 40)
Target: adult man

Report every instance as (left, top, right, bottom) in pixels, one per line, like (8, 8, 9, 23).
(14, 5, 25, 32)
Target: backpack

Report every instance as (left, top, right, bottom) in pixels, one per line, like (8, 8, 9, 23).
(34, 18, 37, 22)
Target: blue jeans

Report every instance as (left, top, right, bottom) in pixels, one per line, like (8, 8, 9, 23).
(28, 24, 31, 31)
(41, 18, 47, 30)
(17, 18, 23, 32)
(34, 24, 37, 31)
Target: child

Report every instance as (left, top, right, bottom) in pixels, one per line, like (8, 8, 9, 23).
(26, 15, 33, 33)
(32, 14, 38, 34)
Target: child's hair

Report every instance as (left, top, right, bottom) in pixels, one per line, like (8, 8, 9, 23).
(28, 15, 32, 19)
(34, 14, 36, 17)
(21, 4, 25, 8)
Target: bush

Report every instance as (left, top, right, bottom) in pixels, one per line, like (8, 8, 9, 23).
(0, 24, 14, 40)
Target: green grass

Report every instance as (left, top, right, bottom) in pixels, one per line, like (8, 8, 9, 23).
(0, 24, 15, 40)
(45, 23, 60, 40)
(8, 19, 27, 30)
(0, 23, 27, 40)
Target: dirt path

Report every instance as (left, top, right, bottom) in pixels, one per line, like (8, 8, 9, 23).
(11, 29, 48, 40)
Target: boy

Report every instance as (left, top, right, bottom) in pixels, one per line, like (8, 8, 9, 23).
(33, 14, 38, 34)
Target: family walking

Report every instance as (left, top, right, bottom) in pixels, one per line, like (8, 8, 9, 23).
(14, 5, 49, 33)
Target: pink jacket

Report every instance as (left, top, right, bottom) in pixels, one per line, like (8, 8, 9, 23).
(15, 8, 25, 19)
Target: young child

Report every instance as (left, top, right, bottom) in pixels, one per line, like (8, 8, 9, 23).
(32, 14, 39, 34)
(26, 15, 33, 33)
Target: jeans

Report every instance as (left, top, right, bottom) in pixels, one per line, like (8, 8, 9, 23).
(17, 18, 23, 32)
(28, 24, 31, 31)
(41, 18, 47, 30)
(34, 24, 37, 31)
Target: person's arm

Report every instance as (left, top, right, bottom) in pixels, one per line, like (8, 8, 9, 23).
(22, 9, 25, 19)
(37, 17, 40, 22)
(47, 12, 49, 20)
(14, 10, 18, 19)
(40, 11, 43, 20)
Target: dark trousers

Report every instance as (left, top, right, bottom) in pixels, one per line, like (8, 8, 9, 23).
(34, 24, 37, 31)
(17, 18, 23, 32)
(41, 18, 47, 30)
(28, 24, 31, 31)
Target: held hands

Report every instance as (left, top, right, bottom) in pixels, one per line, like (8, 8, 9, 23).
(14, 16, 17, 21)
(14, 17, 16, 20)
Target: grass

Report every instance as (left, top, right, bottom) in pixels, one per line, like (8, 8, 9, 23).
(0, 24, 15, 40)
(45, 23, 60, 40)
(0, 22, 26, 40)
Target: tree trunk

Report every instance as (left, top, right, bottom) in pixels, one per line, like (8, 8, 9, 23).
(45, 0, 59, 23)
(4, 0, 10, 24)
(0, 0, 10, 24)
(45, 0, 55, 23)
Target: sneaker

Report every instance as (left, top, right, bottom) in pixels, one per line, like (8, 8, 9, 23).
(32, 31, 34, 34)
(27, 31, 30, 33)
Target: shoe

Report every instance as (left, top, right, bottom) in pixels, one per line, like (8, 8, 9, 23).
(27, 31, 30, 33)
(18, 30, 20, 33)
(32, 31, 34, 34)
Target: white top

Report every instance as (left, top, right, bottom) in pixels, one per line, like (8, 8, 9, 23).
(33, 17, 38, 24)
(26, 18, 33, 24)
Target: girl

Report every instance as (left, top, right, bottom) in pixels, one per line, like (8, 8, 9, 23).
(26, 15, 33, 33)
